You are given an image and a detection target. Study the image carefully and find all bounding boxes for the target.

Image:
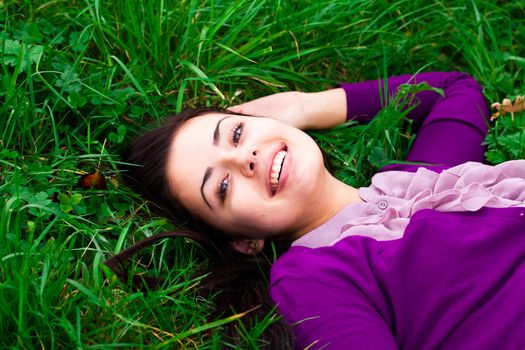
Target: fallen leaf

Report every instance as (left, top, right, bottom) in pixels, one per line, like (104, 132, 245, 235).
(490, 95, 525, 121)
(77, 171, 107, 189)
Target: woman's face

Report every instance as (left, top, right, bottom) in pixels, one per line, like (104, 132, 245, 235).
(166, 113, 332, 240)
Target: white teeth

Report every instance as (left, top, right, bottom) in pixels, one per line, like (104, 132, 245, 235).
(270, 150, 287, 192)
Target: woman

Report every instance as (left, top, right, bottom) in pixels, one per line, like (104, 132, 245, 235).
(117, 72, 525, 349)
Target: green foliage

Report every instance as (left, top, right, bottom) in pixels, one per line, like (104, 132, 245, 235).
(57, 192, 83, 213)
(0, 0, 524, 348)
(485, 112, 525, 163)
(1, 38, 43, 72)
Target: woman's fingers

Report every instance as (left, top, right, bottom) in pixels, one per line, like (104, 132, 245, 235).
(227, 105, 243, 114)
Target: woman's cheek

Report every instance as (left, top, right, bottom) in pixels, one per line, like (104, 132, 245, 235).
(244, 211, 278, 235)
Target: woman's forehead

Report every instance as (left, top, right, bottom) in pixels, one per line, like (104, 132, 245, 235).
(173, 113, 235, 153)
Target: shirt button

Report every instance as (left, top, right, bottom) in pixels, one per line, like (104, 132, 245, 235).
(378, 200, 388, 210)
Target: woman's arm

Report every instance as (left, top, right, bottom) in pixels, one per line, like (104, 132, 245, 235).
(340, 72, 490, 167)
(271, 278, 398, 350)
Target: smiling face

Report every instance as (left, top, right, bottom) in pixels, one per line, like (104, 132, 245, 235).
(166, 113, 336, 240)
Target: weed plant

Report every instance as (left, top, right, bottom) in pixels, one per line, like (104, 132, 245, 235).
(1, 0, 524, 348)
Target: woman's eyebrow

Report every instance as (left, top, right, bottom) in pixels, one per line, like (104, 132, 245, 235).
(213, 116, 232, 145)
(200, 167, 213, 210)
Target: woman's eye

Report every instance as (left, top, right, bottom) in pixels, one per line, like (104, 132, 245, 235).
(231, 122, 244, 146)
(217, 175, 229, 202)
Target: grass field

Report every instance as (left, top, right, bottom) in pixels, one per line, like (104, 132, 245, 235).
(1, 0, 524, 348)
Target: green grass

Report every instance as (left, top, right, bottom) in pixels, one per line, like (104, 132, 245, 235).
(1, 0, 524, 348)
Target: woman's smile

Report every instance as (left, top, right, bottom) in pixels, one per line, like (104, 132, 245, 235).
(267, 144, 288, 196)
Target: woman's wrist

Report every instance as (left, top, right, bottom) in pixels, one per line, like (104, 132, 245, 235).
(302, 88, 347, 129)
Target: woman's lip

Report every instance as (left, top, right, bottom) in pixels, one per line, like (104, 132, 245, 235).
(266, 143, 288, 197)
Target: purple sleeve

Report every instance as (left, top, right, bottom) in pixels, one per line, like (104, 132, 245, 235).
(271, 279, 397, 350)
(338, 72, 490, 169)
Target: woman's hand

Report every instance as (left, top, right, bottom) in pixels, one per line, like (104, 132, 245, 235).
(229, 88, 347, 130)
(229, 91, 309, 129)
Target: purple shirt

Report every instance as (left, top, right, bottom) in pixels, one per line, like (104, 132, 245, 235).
(270, 72, 525, 349)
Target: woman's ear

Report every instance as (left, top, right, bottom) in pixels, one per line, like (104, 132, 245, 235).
(231, 239, 265, 255)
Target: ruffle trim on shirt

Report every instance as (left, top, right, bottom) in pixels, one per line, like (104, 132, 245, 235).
(363, 160, 525, 211)
(294, 160, 525, 248)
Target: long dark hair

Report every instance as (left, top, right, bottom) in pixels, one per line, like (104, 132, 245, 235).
(114, 108, 294, 348)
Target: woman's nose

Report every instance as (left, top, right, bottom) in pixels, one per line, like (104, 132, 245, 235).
(222, 147, 258, 176)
